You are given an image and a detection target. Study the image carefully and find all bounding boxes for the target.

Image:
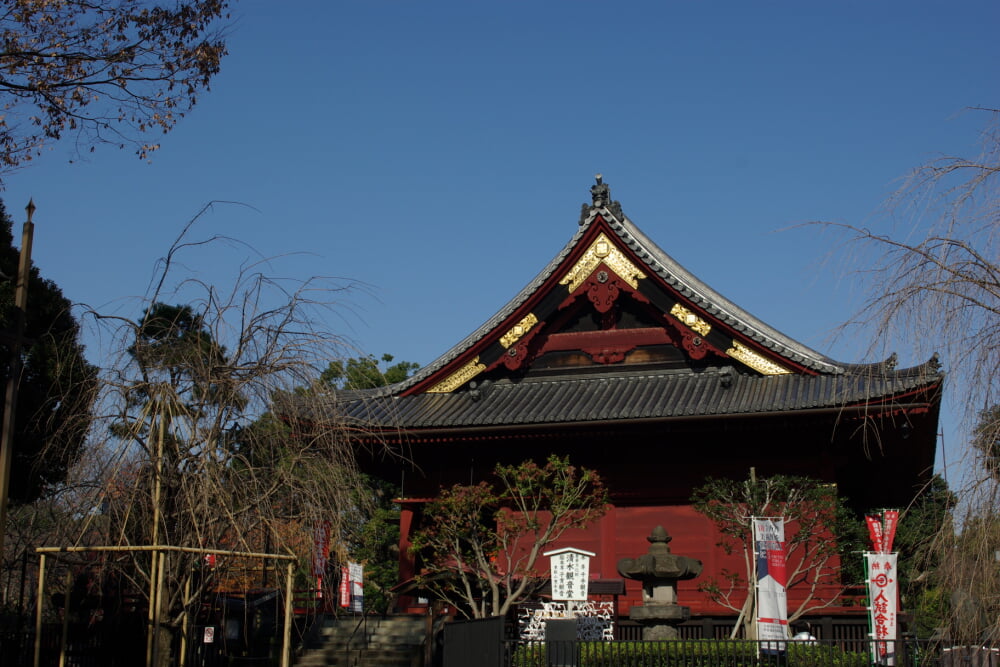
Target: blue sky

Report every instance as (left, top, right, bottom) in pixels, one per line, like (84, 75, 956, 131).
(2, 1, 996, 479)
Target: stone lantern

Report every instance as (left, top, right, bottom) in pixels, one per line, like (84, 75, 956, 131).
(617, 525, 702, 639)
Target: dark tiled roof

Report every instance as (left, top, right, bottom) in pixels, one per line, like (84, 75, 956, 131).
(314, 362, 940, 432)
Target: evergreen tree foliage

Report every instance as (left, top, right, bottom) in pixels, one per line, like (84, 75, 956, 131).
(320, 353, 419, 390)
(0, 198, 96, 505)
(972, 405, 1000, 481)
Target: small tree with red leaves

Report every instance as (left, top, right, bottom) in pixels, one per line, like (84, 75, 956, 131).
(410, 455, 607, 619)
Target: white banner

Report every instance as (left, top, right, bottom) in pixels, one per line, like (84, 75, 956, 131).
(348, 562, 364, 613)
(866, 553, 898, 665)
(753, 518, 788, 650)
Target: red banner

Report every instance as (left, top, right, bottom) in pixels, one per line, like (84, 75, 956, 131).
(339, 566, 350, 608)
(882, 510, 899, 554)
(312, 521, 331, 577)
(865, 515, 884, 553)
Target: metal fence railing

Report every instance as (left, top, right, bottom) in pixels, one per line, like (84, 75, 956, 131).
(502, 639, 1000, 667)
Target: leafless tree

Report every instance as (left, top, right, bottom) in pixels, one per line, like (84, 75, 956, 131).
(692, 472, 849, 639)
(0, 0, 230, 174)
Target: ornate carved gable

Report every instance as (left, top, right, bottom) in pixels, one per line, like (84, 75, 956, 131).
(410, 178, 811, 396)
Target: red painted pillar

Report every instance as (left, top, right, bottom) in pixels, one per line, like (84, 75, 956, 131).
(397, 504, 417, 610)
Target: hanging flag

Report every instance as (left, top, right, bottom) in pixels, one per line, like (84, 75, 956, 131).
(348, 562, 364, 613)
(865, 515, 885, 554)
(339, 566, 350, 608)
(753, 518, 788, 651)
(866, 553, 898, 665)
(882, 510, 899, 554)
(312, 521, 332, 577)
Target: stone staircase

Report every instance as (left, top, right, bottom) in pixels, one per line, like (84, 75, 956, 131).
(296, 614, 429, 667)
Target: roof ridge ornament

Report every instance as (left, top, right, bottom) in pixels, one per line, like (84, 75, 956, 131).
(581, 173, 624, 224)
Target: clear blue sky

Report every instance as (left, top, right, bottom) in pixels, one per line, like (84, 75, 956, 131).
(3, 1, 996, 479)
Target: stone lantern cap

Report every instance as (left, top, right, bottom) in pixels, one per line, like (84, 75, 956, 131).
(617, 526, 702, 581)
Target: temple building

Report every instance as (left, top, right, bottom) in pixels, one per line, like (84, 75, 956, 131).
(304, 177, 941, 632)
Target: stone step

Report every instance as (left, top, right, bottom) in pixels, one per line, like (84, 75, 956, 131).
(297, 648, 420, 667)
(295, 615, 428, 667)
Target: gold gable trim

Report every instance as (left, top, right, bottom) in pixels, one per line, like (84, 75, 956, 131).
(726, 341, 791, 376)
(426, 357, 486, 393)
(500, 313, 539, 349)
(559, 233, 646, 292)
(670, 303, 712, 336)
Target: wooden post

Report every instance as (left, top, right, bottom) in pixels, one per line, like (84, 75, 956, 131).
(180, 573, 191, 667)
(281, 561, 294, 667)
(33, 553, 46, 667)
(58, 570, 71, 667)
(153, 550, 167, 664)
(145, 548, 159, 667)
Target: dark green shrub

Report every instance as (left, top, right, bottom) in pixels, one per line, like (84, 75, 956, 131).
(511, 639, 871, 667)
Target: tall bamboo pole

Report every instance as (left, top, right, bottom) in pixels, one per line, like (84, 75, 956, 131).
(152, 550, 167, 665)
(0, 200, 34, 561)
(180, 571, 191, 667)
(146, 393, 166, 665)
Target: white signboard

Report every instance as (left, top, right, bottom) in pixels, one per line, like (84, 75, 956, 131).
(543, 547, 595, 601)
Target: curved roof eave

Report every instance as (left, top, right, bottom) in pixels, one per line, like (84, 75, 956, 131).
(604, 209, 844, 374)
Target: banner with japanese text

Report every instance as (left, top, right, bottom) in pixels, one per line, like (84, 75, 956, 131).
(348, 562, 364, 613)
(881, 511, 899, 553)
(865, 553, 898, 665)
(339, 566, 350, 608)
(311, 521, 331, 578)
(753, 518, 788, 649)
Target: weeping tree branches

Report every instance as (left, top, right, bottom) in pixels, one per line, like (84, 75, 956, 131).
(824, 107, 999, 643)
(65, 215, 387, 663)
(827, 108, 999, 437)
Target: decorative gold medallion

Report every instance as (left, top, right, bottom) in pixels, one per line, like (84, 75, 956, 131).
(426, 357, 487, 393)
(726, 340, 791, 376)
(499, 313, 539, 349)
(670, 303, 712, 336)
(559, 233, 646, 292)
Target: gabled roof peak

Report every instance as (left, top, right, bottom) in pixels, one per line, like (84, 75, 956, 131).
(378, 180, 940, 397)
